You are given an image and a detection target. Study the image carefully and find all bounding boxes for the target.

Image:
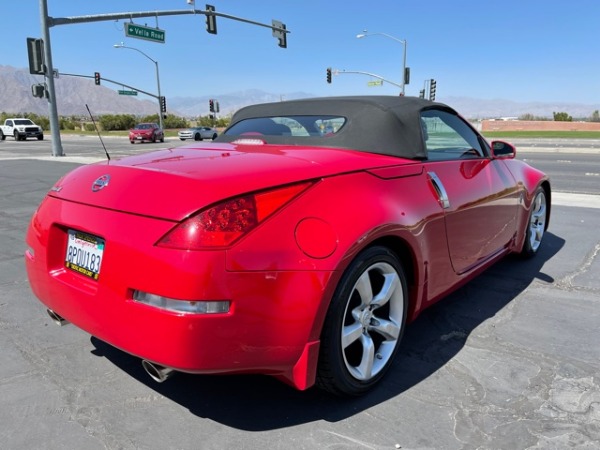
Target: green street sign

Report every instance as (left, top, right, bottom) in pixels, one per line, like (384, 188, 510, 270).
(118, 90, 138, 96)
(368, 80, 383, 86)
(125, 23, 165, 43)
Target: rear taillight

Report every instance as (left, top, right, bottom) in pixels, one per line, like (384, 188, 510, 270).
(157, 182, 313, 249)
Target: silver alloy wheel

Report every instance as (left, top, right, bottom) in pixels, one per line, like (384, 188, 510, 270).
(528, 190, 547, 253)
(341, 261, 404, 381)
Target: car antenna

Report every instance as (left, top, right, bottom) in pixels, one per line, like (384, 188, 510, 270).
(85, 104, 111, 161)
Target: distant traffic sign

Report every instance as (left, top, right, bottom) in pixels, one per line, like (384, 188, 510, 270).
(118, 90, 138, 96)
(125, 24, 165, 43)
(368, 80, 383, 86)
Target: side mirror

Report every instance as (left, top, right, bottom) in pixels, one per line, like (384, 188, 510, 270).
(491, 140, 516, 159)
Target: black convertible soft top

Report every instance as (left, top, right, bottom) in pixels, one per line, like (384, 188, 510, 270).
(216, 96, 457, 160)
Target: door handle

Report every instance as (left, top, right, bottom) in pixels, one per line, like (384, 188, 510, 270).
(428, 171, 450, 209)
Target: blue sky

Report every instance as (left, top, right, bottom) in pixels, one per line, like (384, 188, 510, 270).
(4, 1, 600, 104)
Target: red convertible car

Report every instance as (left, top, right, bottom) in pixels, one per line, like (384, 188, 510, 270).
(25, 96, 550, 396)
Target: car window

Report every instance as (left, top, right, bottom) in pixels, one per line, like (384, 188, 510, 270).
(420, 110, 486, 160)
(224, 115, 346, 137)
(15, 119, 34, 126)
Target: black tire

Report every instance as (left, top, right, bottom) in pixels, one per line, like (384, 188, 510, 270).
(211, 133, 217, 140)
(130, 140, 135, 144)
(194, 133, 201, 141)
(521, 187, 547, 258)
(317, 246, 408, 396)
(14, 131, 20, 141)
(0, 131, 5, 140)
(38, 134, 44, 140)
(179, 138, 185, 141)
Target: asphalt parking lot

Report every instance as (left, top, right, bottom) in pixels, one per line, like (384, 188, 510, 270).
(1, 138, 599, 449)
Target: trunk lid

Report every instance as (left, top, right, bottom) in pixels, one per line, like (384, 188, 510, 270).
(49, 142, 412, 220)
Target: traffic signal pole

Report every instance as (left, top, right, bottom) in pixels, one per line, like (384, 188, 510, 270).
(61, 72, 160, 99)
(329, 69, 404, 90)
(40, 0, 63, 156)
(38, 1, 289, 157)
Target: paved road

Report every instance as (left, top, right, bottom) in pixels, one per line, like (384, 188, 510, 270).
(1, 138, 599, 449)
(518, 152, 600, 196)
(509, 137, 600, 152)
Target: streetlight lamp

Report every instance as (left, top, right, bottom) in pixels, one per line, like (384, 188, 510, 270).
(356, 30, 407, 96)
(113, 42, 164, 130)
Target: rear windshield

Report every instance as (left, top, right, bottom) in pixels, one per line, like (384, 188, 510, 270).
(224, 115, 346, 137)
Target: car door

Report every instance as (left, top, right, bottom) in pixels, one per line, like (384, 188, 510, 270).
(421, 109, 520, 274)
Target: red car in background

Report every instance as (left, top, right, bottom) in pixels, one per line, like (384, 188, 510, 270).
(25, 96, 550, 396)
(129, 122, 164, 144)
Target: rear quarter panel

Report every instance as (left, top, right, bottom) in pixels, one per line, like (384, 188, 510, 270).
(226, 169, 452, 337)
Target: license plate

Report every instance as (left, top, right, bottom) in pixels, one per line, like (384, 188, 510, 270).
(137, 136, 143, 140)
(65, 230, 105, 280)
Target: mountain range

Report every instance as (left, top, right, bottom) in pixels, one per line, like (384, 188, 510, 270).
(1, 65, 599, 120)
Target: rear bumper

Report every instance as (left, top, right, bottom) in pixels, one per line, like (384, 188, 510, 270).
(25, 198, 332, 389)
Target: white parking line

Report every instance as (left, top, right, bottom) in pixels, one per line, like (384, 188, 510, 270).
(552, 192, 600, 209)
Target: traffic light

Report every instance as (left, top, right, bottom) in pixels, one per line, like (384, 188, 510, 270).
(272, 20, 287, 48)
(419, 89, 425, 99)
(326, 67, 332, 84)
(404, 67, 410, 85)
(160, 96, 167, 113)
(205, 4, 217, 34)
(209, 99, 214, 112)
(94, 72, 101, 85)
(215, 101, 220, 113)
(31, 83, 46, 98)
(27, 38, 44, 75)
(429, 79, 437, 101)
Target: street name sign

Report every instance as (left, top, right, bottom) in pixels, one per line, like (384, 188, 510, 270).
(125, 24, 165, 43)
(368, 80, 383, 86)
(118, 90, 138, 96)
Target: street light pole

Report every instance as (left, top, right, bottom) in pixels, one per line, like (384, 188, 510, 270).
(356, 31, 407, 96)
(113, 43, 164, 130)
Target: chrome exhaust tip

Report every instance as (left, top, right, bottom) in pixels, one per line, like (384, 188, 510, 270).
(47, 309, 68, 326)
(142, 360, 175, 383)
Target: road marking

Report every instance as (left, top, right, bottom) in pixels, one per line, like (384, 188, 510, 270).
(552, 192, 600, 209)
(518, 147, 600, 154)
(0, 154, 105, 163)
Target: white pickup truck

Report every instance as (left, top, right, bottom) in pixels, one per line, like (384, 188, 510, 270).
(0, 118, 44, 141)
